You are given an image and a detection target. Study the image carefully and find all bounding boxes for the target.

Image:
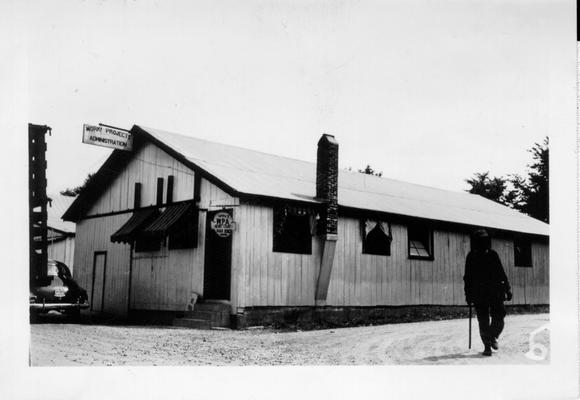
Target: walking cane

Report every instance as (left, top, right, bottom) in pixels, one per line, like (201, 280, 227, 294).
(468, 303, 472, 349)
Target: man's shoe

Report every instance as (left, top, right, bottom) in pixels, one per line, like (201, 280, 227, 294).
(482, 345, 492, 356)
(490, 339, 499, 350)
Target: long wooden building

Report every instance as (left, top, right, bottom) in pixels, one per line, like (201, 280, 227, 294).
(63, 126, 549, 327)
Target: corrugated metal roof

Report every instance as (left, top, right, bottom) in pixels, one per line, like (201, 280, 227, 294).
(137, 126, 549, 236)
(143, 202, 193, 234)
(47, 194, 76, 234)
(110, 208, 159, 244)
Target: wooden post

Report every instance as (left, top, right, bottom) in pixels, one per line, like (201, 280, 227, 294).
(127, 242, 134, 317)
(468, 304, 472, 349)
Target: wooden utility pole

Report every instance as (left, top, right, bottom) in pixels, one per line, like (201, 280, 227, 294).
(29, 123, 51, 285)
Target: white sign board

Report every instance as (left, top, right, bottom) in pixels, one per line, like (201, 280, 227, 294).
(82, 124, 133, 151)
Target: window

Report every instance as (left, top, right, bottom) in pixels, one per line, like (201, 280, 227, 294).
(514, 237, 532, 267)
(168, 205, 199, 250)
(361, 220, 392, 256)
(135, 234, 162, 252)
(42, 260, 72, 288)
(110, 208, 159, 245)
(131, 202, 198, 251)
(408, 224, 433, 260)
(273, 206, 313, 254)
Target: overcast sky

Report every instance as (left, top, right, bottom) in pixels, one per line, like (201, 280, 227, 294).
(20, 0, 572, 195)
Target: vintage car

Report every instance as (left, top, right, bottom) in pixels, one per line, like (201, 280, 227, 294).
(30, 259, 89, 321)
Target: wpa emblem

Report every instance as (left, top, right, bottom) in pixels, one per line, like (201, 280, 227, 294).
(211, 211, 236, 238)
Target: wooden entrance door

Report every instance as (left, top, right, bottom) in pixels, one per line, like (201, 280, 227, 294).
(203, 209, 233, 300)
(91, 251, 107, 312)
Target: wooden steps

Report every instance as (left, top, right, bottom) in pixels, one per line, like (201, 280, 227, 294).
(172, 301, 231, 330)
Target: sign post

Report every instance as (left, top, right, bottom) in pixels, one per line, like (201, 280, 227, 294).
(82, 124, 133, 151)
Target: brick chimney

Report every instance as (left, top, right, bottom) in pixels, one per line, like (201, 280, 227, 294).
(315, 134, 339, 303)
(316, 134, 339, 235)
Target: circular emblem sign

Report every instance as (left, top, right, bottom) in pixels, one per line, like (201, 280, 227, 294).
(211, 211, 235, 238)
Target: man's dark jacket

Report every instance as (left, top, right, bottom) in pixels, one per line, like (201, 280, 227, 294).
(464, 249, 511, 304)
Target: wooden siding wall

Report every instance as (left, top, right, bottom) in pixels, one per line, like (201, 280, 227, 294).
(131, 245, 199, 311)
(232, 204, 322, 308)
(492, 238, 549, 305)
(131, 178, 232, 311)
(73, 214, 132, 315)
(74, 140, 235, 313)
(236, 206, 550, 307)
(48, 237, 75, 271)
(87, 142, 195, 216)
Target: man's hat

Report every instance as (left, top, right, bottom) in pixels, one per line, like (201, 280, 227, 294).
(473, 228, 489, 238)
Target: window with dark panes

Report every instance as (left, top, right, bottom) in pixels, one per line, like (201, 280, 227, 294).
(408, 224, 433, 260)
(514, 237, 532, 267)
(169, 206, 198, 250)
(361, 220, 392, 256)
(135, 234, 162, 252)
(273, 207, 313, 254)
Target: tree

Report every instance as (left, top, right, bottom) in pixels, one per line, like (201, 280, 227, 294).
(506, 137, 549, 222)
(465, 172, 510, 205)
(60, 173, 95, 197)
(356, 165, 383, 177)
(465, 137, 549, 223)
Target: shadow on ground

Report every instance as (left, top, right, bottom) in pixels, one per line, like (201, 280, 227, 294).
(418, 352, 486, 362)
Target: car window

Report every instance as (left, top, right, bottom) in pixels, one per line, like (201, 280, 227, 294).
(46, 262, 67, 287)
(47, 262, 59, 277)
(56, 263, 72, 279)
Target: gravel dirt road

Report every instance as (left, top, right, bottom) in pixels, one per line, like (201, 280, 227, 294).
(30, 313, 549, 366)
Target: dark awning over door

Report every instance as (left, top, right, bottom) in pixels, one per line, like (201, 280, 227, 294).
(110, 208, 159, 244)
(142, 202, 194, 235)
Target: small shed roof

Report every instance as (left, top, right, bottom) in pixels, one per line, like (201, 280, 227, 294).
(139, 126, 548, 236)
(47, 194, 76, 234)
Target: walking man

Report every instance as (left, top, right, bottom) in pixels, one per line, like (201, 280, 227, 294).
(464, 229, 513, 356)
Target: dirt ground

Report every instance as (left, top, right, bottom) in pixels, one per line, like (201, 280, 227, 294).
(30, 313, 549, 366)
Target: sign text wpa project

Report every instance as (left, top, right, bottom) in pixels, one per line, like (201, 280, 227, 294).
(83, 124, 133, 151)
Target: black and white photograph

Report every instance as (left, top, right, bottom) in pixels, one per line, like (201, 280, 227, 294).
(1, 0, 578, 399)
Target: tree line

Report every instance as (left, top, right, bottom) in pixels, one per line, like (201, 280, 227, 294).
(464, 137, 548, 223)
